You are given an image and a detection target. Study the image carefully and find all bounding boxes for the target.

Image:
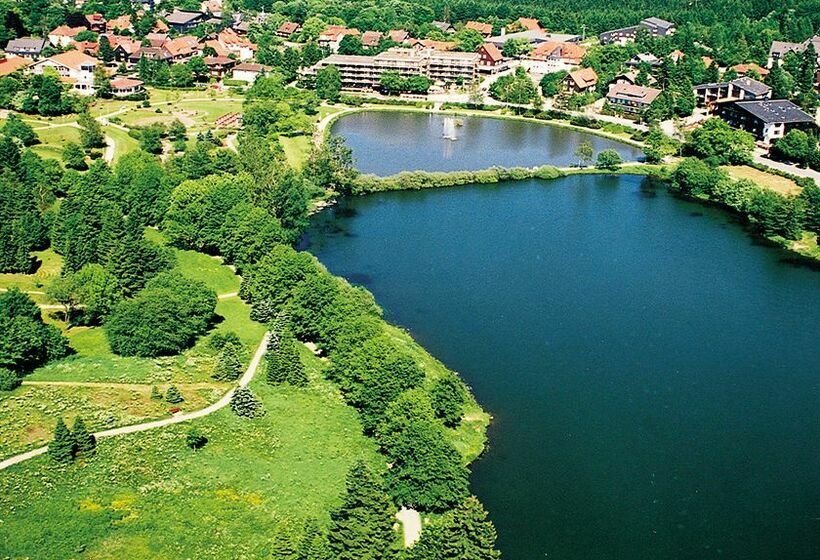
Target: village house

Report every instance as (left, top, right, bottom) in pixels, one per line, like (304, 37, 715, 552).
(599, 17, 676, 45)
(407, 39, 457, 51)
(29, 50, 100, 96)
(231, 62, 271, 83)
(716, 99, 815, 144)
(200, 0, 222, 18)
(767, 35, 820, 68)
(521, 41, 586, 74)
(108, 35, 142, 63)
(606, 83, 662, 115)
(109, 77, 144, 97)
(477, 43, 505, 72)
(389, 30, 410, 43)
(563, 67, 598, 94)
(625, 53, 662, 68)
(361, 31, 383, 49)
(48, 25, 86, 48)
(85, 13, 106, 33)
(731, 63, 769, 78)
(216, 28, 256, 60)
(165, 10, 206, 33)
(431, 21, 454, 34)
(276, 22, 301, 38)
(106, 14, 133, 33)
(5, 37, 49, 59)
(515, 18, 542, 32)
(613, 69, 657, 86)
(0, 55, 31, 76)
(694, 76, 772, 107)
(465, 21, 494, 37)
(318, 25, 360, 52)
(164, 36, 201, 62)
(146, 33, 169, 48)
(129, 46, 172, 64)
(204, 55, 236, 79)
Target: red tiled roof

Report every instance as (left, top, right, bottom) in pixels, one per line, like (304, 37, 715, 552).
(479, 42, 503, 62)
(361, 30, 382, 47)
(517, 17, 541, 31)
(465, 21, 493, 35)
(566, 67, 598, 88)
(731, 62, 769, 77)
(278, 22, 300, 35)
(110, 77, 143, 89)
(0, 56, 31, 76)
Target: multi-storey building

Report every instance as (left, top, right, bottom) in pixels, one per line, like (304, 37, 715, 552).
(303, 48, 478, 90)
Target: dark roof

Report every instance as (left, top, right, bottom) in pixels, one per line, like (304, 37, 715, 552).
(730, 77, 771, 96)
(641, 17, 675, 31)
(733, 100, 814, 124)
(5, 37, 48, 52)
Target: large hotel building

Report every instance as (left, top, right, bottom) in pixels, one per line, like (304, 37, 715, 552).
(302, 48, 479, 89)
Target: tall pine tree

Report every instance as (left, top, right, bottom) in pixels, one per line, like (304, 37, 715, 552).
(327, 461, 397, 560)
(406, 497, 501, 560)
(49, 418, 75, 463)
(72, 416, 96, 456)
(266, 327, 307, 386)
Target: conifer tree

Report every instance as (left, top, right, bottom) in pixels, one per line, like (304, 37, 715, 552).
(297, 518, 331, 560)
(72, 416, 96, 455)
(215, 342, 243, 381)
(230, 387, 263, 418)
(270, 517, 302, 560)
(327, 461, 396, 560)
(165, 385, 184, 403)
(49, 418, 75, 463)
(430, 376, 468, 428)
(150, 385, 163, 400)
(267, 327, 307, 387)
(406, 497, 501, 560)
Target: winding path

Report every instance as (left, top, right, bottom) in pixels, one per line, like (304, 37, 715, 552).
(0, 332, 270, 473)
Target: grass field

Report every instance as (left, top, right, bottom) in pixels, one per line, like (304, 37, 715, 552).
(724, 165, 802, 196)
(103, 125, 140, 163)
(279, 134, 312, 169)
(0, 249, 62, 292)
(0, 349, 383, 560)
(30, 125, 83, 161)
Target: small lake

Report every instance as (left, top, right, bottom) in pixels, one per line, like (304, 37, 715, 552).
(330, 111, 645, 176)
(302, 175, 820, 560)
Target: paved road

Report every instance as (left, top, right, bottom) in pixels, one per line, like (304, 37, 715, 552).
(0, 332, 270, 472)
(753, 152, 820, 183)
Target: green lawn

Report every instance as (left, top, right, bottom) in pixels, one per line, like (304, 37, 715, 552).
(171, 249, 241, 295)
(0, 248, 62, 292)
(279, 134, 312, 169)
(0, 349, 382, 560)
(103, 125, 140, 163)
(30, 125, 83, 161)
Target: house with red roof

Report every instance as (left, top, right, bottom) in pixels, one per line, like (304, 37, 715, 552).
(48, 25, 86, 48)
(563, 67, 598, 93)
(109, 77, 144, 97)
(477, 43, 505, 72)
(276, 22, 301, 38)
(85, 13, 106, 33)
(465, 21, 493, 37)
(516, 18, 542, 32)
(318, 25, 360, 52)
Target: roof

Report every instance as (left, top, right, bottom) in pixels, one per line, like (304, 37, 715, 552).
(628, 53, 661, 65)
(164, 36, 200, 56)
(465, 21, 493, 35)
(530, 41, 560, 59)
(41, 50, 99, 71)
(204, 55, 234, 65)
(556, 42, 586, 61)
(233, 62, 271, 72)
(146, 32, 169, 47)
(389, 30, 409, 43)
(479, 42, 503, 62)
(731, 63, 769, 77)
(431, 21, 453, 33)
(733, 100, 814, 124)
(361, 30, 382, 47)
(85, 14, 105, 25)
(165, 10, 204, 25)
(641, 17, 675, 31)
(702, 56, 714, 67)
(566, 67, 598, 88)
(607, 83, 662, 104)
(5, 37, 47, 52)
(50, 25, 86, 37)
(320, 25, 360, 41)
(204, 39, 229, 57)
(411, 39, 456, 51)
(0, 56, 31, 76)
(277, 22, 300, 35)
(517, 18, 541, 32)
(107, 15, 132, 31)
(110, 77, 143, 89)
(730, 77, 771, 96)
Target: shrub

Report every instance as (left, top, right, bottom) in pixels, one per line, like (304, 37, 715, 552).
(0, 367, 21, 391)
(596, 149, 623, 170)
(186, 428, 208, 450)
(430, 376, 468, 428)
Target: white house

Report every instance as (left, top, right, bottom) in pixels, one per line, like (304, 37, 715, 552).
(29, 50, 100, 96)
(231, 62, 271, 83)
(48, 25, 86, 48)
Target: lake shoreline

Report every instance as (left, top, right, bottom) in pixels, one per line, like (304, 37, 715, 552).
(320, 105, 646, 149)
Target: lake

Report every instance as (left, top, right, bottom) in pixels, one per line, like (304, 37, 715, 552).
(330, 110, 645, 175)
(302, 175, 820, 560)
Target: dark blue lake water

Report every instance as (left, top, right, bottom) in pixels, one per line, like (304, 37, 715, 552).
(302, 174, 820, 560)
